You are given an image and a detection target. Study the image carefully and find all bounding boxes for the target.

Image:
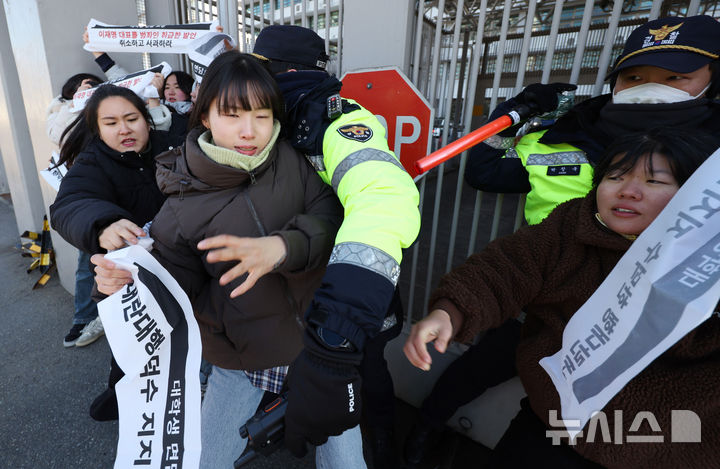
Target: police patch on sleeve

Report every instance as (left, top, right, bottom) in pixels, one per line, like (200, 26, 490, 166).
(337, 124, 373, 142)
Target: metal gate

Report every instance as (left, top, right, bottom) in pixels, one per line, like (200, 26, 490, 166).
(170, 0, 720, 324)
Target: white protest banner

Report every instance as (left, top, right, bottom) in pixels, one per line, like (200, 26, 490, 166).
(99, 245, 202, 469)
(39, 151, 67, 192)
(540, 149, 720, 440)
(187, 32, 236, 83)
(84, 18, 218, 54)
(72, 62, 172, 112)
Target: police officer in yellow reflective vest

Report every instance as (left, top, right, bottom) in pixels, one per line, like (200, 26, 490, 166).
(253, 25, 421, 467)
(500, 128, 592, 225)
(465, 15, 720, 226)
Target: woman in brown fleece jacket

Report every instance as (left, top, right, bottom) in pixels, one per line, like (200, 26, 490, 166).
(93, 52, 370, 468)
(405, 128, 720, 469)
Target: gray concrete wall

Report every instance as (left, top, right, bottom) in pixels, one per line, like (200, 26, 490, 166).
(341, 0, 415, 76)
(0, 0, 143, 293)
(144, 0, 183, 72)
(36, 0, 143, 98)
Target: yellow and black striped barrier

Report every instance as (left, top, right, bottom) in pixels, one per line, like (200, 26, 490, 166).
(20, 215, 56, 289)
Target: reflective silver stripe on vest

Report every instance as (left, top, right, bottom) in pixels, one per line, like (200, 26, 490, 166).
(329, 242, 400, 286)
(305, 154, 326, 172)
(331, 148, 405, 193)
(505, 147, 520, 159)
(526, 151, 588, 166)
(485, 134, 516, 150)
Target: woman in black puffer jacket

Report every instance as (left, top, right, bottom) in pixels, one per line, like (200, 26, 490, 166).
(50, 84, 174, 255)
(49, 84, 176, 421)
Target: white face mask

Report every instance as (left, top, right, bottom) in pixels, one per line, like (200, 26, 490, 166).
(612, 82, 710, 104)
(164, 99, 193, 115)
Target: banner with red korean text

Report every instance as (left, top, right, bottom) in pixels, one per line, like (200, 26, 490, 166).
(72, 62, 172, 112)
(540, 149, 720, 440)
(84, 18, 218, 54)
(99, 245, 202, 469)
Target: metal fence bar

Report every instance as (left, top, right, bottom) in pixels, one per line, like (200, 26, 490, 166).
(438, 0, 464, 274)
(301, 0, 307, 28)
(513, 0, 537, 93)
(648, 0, 662, 20)
(314, 0, 319, 32)
(462, 0, 487, 259)
(427, 0, 445, 110)
(411, 0, 424, 84)
(489, 193, 504, 241)
(489, 0, 512, 112)
(406, 176, 426, 323)
(420, 0, 447, 317)
(260, 0, 266, 30)
(193, 0, 200, 21)
(324, 0, 331, 56)
(467, 191, 483, 256)
(688, 0, 701, 15)
(337, 0, 343, 75)
(191, 0, 198, 22)
(248, 0, 255, 44)
(239, 1, 247, 51)
(540, 0, 564, 84)
(447, 0, 486, 271)
(569, 0, 594, 84)
(408, 0, 424, 318)
(481, 0, 512, 252)
(270, 0, 275, 25)
(592, 0, 623, 97)
(181, 0, 194, 70)
(440, 1, 462, 148)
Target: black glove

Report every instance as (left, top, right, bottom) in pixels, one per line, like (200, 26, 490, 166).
(283, 327, 363, 458)
(515, 82, 577, 115)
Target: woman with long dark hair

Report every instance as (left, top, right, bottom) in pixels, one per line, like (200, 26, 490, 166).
(50, 84, 176, 421)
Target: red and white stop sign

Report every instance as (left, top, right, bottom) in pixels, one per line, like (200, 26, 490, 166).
(341, 67, 433, 178)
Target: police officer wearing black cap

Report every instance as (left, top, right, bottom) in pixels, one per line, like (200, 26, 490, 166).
(401, 14, 720, 467)
(248, 25, 421, 468)
(466, 14, 720, 225)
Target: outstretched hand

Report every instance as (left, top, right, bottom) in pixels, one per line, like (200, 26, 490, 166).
(91, 254, 133, 296)
(197, 234, 287, 298)
(403, 309, 454, 371)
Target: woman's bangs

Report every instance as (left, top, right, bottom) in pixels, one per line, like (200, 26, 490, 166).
(216, 78, 274, 114)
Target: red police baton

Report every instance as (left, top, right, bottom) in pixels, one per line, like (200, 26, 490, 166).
(414, 105, 532, 175)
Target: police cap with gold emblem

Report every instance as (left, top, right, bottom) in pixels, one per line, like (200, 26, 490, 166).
(607, 15, 720, 78)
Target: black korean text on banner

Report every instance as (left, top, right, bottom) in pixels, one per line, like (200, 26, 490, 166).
(72, 62, 172, 112)
(39, 151, 68, 192)
(187, 32, 237, 83)
(84, 18, 218, 54)
(98, 246, 201, 469)
(539, 148, 720, 440)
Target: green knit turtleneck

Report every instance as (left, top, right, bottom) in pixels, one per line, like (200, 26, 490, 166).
(198, 119, 281, 171)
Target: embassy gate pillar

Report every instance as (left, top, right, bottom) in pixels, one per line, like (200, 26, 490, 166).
(0, 0, 143, 293)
